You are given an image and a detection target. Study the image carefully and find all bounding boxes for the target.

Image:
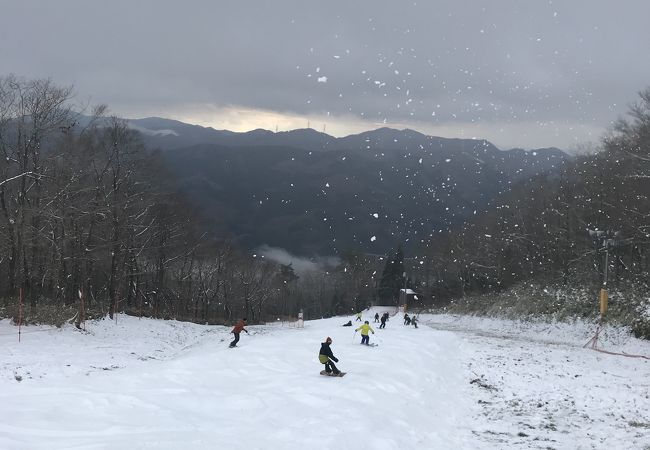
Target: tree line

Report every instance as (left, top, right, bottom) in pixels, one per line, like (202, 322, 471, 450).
(404, 89, 649, 336)
(423, 89, 649, 293)
(0, 75, 414, 326)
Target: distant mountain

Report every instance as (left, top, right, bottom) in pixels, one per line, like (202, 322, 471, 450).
(130, 118, 565, 172)
(128, 117, 335, 151)
(129, 118, 569, 256)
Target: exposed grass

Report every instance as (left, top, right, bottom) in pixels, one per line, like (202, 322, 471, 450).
(436, 282, 650, 339)
(0, 303, 102, 328)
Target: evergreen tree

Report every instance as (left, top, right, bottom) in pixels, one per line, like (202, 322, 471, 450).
(378, 246, 405, 304)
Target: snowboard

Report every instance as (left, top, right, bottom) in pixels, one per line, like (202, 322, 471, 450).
(320, 370, 346, 377)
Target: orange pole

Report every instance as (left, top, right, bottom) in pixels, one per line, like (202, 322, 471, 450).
(599, 288, 608, 317)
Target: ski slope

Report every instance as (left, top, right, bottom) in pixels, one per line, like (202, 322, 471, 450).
(1, 308, 648, 449)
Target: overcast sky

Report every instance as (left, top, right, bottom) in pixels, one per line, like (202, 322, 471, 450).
(2, 0, 649, 150)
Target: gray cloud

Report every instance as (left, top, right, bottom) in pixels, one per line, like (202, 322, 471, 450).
(2, 0, 649, 149)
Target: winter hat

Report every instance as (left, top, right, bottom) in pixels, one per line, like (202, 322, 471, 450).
(325, 336, 332, 343)
(364, 320, 369, 324)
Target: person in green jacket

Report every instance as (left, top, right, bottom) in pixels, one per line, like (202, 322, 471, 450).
(355, 320, 375, 345)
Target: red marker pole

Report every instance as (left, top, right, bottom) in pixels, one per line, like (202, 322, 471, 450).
(78, 288, 86, 331)
(18, 287, 23, 342)
(81, 288, 86, 331)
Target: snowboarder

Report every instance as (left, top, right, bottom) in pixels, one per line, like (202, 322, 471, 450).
(379, 312, 389, 329)
(411, 316, 418, 328)
(355, 320, 375, 345)
(318, 337, 342, 375)
(404, 313, 411, 325)
(374, 312, 380, 323)
(229, 318, 248, 347)
(355, 312, 363, 322)
(342, 320, 353, 327)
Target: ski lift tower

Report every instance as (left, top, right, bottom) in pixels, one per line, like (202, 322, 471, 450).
(588, 229, 621, 320)
(584, 229, 621, 349)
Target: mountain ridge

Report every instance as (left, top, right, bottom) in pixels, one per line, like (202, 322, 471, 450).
(126, 116, 565, 156)
(133, 117, 570, 256)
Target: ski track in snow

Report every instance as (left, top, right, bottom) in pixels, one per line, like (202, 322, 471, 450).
(0, 311, 648, 449)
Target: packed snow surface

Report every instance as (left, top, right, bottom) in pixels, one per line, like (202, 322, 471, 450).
(1, 309, 648, 449)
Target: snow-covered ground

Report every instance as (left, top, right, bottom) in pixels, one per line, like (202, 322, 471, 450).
(426, 314, 650, 449)
(1, 309, 648, 449)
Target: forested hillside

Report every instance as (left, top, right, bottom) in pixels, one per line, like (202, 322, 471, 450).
(432, 89, 650, 337)
(138, 120, 567, 255)
(0, 76, 285, 325)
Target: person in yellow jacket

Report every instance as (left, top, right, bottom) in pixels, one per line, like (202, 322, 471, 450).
(355, 320, 375, 345)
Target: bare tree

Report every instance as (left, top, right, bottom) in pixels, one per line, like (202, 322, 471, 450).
(0, 75, 73, 302)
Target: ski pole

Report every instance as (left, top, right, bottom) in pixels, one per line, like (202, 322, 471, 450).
(352, 331, 357, 342)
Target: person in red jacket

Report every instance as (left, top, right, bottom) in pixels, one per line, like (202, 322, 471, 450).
(229, 318, 248, 347)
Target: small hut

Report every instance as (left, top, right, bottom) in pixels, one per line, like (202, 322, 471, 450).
(399, 288, 419, 312)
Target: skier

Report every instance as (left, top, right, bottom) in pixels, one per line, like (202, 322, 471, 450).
(355, 312, 363, 322)
(404, 313, 411, 325)
(374, 312, 380, 323)
(318, 337, 342, 375)
(229, 318, 248, 347)
(411, 316, 418, 328)
(379, 312, 389, 329)
(355, 320, 375, 345)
